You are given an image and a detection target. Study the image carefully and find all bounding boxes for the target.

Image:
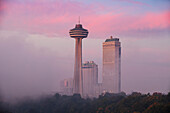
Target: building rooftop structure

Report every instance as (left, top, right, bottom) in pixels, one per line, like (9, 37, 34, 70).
(105, 36, 119, 42)
(82, 61, 96, 68)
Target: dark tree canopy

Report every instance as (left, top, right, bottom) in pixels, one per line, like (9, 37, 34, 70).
(1, 92, 170, 113)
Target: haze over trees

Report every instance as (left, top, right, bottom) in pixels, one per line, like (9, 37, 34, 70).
(0, 92, 169, 113)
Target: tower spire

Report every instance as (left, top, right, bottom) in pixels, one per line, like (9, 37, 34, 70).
(78, 16, 80, 24)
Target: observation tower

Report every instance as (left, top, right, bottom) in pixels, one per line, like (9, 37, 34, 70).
(69, 22, 88, 96)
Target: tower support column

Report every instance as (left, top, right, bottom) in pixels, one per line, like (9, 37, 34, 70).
(74, 38, 83, 96)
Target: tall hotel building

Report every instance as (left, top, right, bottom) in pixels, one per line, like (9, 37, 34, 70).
(82, 61, 98, 98)
(102, 36, 121, 93)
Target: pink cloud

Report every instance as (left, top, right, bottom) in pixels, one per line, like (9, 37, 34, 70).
(117, 0, 148, 6)
(0, 0, 7, 13)
(0, 0, 170, 38)
(139, 11, 170, 29)
(83, 10, 170, 37)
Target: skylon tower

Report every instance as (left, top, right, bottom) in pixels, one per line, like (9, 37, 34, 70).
(69, 22, 88, 96)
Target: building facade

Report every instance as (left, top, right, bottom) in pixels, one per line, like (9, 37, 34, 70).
(95, 83, 103, 97)
(82, 61, 98, 98)
(102, 36, 121, 93)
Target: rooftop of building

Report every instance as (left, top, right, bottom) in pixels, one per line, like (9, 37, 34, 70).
(82, 61, 97, 68)
(105, 36, 119, 42)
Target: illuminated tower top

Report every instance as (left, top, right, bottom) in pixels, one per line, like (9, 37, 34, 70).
(69, 24, 88, 38)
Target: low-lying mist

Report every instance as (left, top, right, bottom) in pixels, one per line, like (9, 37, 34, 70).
(0, 32, 74, 102)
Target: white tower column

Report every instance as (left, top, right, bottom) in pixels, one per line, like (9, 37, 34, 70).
(74, 38, 83, 96)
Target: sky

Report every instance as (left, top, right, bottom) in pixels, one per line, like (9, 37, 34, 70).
(0, 0, 170, 101)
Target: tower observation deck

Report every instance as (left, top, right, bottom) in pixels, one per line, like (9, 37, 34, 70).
(69, 24, 88, 38)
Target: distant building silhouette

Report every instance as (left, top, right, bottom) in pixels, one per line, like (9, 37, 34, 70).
(102, 36, 121, 93)
(60, 78, 73, 95)
(95, 83, 103, 97)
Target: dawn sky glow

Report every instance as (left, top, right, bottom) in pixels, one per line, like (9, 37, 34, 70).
(0, 0, 170, 101)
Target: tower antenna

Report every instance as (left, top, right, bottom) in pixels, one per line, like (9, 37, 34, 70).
(78, 16, 80, 24)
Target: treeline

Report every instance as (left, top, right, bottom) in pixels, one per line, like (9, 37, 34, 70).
(1, 92, 170, 113)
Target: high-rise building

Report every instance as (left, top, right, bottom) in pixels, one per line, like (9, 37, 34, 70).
(82, 61, 98, 98)
(69, 23, 88, 96)
(102, 36, 121, 93)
